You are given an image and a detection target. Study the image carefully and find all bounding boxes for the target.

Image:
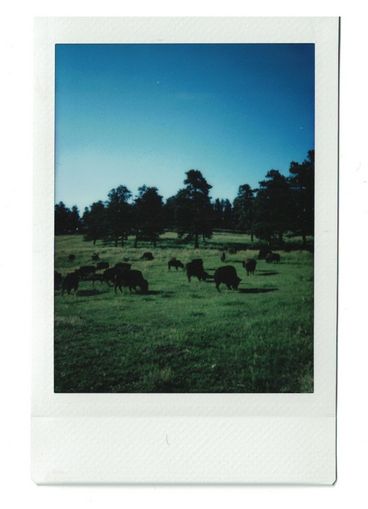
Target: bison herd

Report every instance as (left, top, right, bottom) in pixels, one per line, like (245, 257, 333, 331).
(55, 248, 282, 296)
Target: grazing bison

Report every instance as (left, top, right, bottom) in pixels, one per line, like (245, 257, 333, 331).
(76, 265, 96, 279)
(114, 262, 131, 271)
(168, 258, 184, 271)
(258, 247, 271, 260)
(114, 269, 148, 293)
(242, 258, 257, 276)
(186, 259, 208, 282)
(62, 272, 79, 295)
(141, 252, 154, 260)
(68, 254, 76, 262)
(54, 270, 62, 290)
(96, 261, 109, 270)
(185, 258, 208, 282)
(214, 265, 241, 291)
(221, 252, 226, 262)
(92, 253, 100, 261)
(265, 252, 281, 264)
(103, 267, 118, 285)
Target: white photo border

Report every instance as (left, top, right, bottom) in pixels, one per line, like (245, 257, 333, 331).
(32, 17, 338, 484)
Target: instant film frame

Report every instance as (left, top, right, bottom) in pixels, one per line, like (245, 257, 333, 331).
(32, 17, 339, 484)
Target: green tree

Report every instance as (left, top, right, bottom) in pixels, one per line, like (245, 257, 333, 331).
(174, 169, 213, 248)
(82, 201, 108, 245)
(133, 186, 164, 247)
(55, 202, 81, 235)
(288, 150, 314, 246)
(106, 186, 132, 247)
(253, 170, 293, 246)
(233, 184, 255, 240)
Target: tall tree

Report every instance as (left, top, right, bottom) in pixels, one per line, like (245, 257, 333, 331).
(55, 202, 80, 235)
(133, 186, 164, 247)
(222, 199, 234, 230)
(233, 184, 255, 240)
(82, 201, 108, 245)
(106, 186, 132, 247)
(174, 169, 213, 248)
(253, 170, 293, 246)
(288, 150, 314, 246)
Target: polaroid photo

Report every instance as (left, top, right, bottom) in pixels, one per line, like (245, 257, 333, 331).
(32, 17, 339, 484)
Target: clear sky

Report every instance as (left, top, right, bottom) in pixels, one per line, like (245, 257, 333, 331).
(55, 43, 314, 211)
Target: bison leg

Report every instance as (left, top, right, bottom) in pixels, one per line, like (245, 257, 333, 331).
(226, 284, 232, 290)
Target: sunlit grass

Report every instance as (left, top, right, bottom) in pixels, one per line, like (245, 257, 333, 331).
(54, 233, 313, 393)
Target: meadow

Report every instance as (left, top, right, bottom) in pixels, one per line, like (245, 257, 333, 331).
(54, 232, 314, 393)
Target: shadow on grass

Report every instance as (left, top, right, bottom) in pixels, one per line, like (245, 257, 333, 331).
(256, 270, 279, 276)
(77, 289, 108, 297)
(238, 288, 278, 294)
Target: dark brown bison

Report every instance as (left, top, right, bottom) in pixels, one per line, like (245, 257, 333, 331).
(62, 272, 79, 295)
(186, 259, 208, 282)
(242, 258, 257, 276)
(168, 258, 184, 271)
(258, 247, 271, 260)
(115, 262, 131, 271)
(265, 252, 281, 263)
(54, 270, 62, 290)
(103, 267, 118, 285)
(76, 265, 96, 279)
(141, 252, 154, 260)
(96, 261, 109, 270)
(114, 269, 148, 293)
(214, 265, 241, 291)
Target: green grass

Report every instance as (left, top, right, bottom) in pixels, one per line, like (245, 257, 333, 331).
(54, 233, 314, 393)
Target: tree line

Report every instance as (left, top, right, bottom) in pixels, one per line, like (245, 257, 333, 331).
(55, 149, 314, 248)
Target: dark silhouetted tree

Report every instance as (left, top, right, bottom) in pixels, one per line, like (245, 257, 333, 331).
(82, 201, 108, 245)
(55, 202, 81, 235)
(253, 170, 293, 246)
(173, 169, 213, 248)
(133, 186, 164, 247)
(288, 150, 314, 246)
(106, 186, 132, 246)
(233, 184, 255, 240)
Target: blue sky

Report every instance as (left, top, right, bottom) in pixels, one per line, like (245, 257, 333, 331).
(55, 43, 314, 211)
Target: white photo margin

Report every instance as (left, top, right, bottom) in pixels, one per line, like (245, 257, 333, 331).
(32, 16, 339, 484)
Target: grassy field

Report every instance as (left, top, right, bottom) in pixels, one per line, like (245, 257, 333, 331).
(54, 233, 314, 393)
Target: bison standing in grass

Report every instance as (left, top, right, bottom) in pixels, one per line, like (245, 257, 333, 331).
(186, 259, 208, 282)
(214, 265, 241, 291)
(141, 252, 154, 261)
(62, 272, 79, 295)
(168, 258, 184, 271)
(242, 258, 257, 276)
(114, 269, 148, 294)
(258, 247, 271, 260)
(54, 270, 62, 290)
(266, 252, 281, 264)
(96, 261, 109, 271)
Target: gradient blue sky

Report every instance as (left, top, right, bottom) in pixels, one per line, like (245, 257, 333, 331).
(55, 43, 314, 210)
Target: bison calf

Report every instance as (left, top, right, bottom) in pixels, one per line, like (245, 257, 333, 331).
(168, 258, 184, 271)
(141, 252, 154, 260)
(62, 272, 79, 295)
(242, 258, 257, 276)
(214, 265, 241, 291)
(265, 252, 281, 263)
